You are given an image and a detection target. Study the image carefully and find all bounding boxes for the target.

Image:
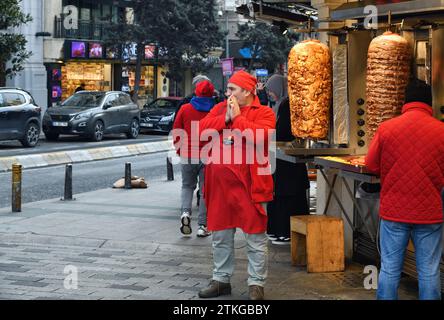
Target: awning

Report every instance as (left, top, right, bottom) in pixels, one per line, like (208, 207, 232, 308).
(236, 1, 315, 26)
(331, 0, 444, 20)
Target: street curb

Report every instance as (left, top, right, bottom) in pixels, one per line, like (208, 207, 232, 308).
(0, 140, 174, 172)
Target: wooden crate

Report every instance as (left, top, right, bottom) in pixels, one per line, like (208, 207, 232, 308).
(290, 215, 345, 273)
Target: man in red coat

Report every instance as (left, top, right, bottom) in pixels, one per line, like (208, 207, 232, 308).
(197, 71, 276, 300)
(173, 80, 216, 237)
(365, 79, 444, 300)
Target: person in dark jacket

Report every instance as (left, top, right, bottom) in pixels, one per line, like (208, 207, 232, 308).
(256, 81, 269, 106)
(265, 74, 310, 245)
(75, 83, 86, 92)
(365, 79, 444, 300)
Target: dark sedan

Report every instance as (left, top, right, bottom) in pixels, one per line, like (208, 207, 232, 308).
(140, 97, 185, 134)
(42, 91, 140, 142)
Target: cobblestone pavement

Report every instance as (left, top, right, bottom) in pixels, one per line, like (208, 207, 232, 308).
(0, 179, 418, 300)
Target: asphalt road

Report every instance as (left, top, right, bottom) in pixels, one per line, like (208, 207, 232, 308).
(0, 151, 181, 208)
(0, 132, 168, 158)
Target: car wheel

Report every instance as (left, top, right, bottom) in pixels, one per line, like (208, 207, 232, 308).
(20, 123, 40, 147)
(126, 118, 140, 139)
(90, 120, 104, 142)
(44, 132, 59, 141)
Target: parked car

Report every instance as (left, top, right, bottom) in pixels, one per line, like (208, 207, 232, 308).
(140, 97, 185, 134)
(0, 87, 41, 147)
(42, 91, 140, 142)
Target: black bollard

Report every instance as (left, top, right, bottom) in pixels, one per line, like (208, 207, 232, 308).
(167, 157, 174, 181)
(125, 162, 132, 189)
(63, 164, 74, 201)
(11, 163, 22, 212)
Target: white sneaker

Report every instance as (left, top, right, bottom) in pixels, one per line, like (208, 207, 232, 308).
(266, 233, 278, 241)
(271, 237, 291, 245)
(180, 211, 192, 235)
(196, 225, 211, 237)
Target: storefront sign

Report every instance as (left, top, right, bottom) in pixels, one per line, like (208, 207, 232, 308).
(145, 45, 156, 59)
(256, 69, 268, 77)
(88, 43, 103, 59)
(221, 58, 234, 76)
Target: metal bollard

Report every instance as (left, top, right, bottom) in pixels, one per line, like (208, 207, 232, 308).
(167, 157, 174, 181)
(63, 164, 73, 201)
(125, 162, 132, 189)
(11, 163, 22, 212)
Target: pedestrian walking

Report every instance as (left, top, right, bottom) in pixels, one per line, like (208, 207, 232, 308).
(182, 74, 212, 105)
(365, 79, 444, 300)
(75, 83, 86, 92)
(265, 74, 309, 245)
(256, 81, 269, 106)
(198, 70, 276, 300)
(172, 80, 216, 237)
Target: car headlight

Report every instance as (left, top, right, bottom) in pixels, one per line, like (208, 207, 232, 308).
(73, 112, 92, 120)
(159, 114, 174, 124)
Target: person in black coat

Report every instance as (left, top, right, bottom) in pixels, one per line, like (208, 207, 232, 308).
(265, 74, 310, 245)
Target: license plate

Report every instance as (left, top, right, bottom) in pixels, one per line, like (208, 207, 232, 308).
(141, 123, 154, 128)
(52, 121, 68, 127)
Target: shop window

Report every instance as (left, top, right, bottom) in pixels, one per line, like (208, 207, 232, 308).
(122, 65, 155, 103)
(80, 7, 90, 21)
(61, 62, 111, 100)
(102, 5, 111, 21)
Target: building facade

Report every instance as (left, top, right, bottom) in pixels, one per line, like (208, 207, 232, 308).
(6, 0, 170, 110)
(6, 0, 47, 115)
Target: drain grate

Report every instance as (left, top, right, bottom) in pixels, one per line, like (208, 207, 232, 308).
(323, 272, 365, 288)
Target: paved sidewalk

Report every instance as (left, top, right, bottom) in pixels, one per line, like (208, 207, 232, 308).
(0, 178, 418, 300)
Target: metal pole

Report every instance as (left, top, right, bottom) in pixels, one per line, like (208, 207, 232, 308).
(125, 162, 132, 189)
(63, 164, 73, 201)
(167, 157, 174, 181)
(11, 163, 22, 212)
(225, 3, 230, 85)
(225, 6, 229, 60)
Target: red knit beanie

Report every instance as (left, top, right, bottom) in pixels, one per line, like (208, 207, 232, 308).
(228, 70, 257, 94)
(195, 80, 214, 97)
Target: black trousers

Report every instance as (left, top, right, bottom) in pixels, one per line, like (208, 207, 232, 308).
(267, 194, 309, 238)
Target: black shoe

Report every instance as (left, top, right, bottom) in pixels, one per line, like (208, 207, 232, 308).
(198, 280, 231, 298)
(249, 285, 264, 300)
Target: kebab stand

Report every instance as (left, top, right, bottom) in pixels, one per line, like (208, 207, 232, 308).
(274, 0, 444, 288)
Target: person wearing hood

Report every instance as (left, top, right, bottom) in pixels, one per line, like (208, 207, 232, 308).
(264, 74, 310, 245)
(173, 80, 216, 238)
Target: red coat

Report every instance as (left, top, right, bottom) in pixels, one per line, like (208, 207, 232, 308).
(365, 102, 444, 224)
(172, 103, 209, 159)
(200, 98, 276, 233)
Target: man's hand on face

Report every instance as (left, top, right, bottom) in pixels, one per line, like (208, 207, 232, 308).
(229, 95, 241, 119)
(225, 95, 233, 125)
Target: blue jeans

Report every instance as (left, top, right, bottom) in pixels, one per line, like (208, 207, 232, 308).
(377, 219, 443, 300)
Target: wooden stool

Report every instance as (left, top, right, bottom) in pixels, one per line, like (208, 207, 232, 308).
(290, 215, 345, 273)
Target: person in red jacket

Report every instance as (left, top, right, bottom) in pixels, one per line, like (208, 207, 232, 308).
(197, 70, 276, 300)
(365, 79, 444, 300)
(172, 80, 216, 237)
